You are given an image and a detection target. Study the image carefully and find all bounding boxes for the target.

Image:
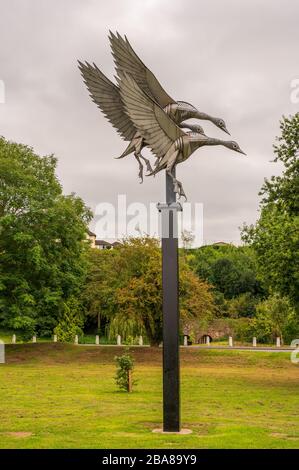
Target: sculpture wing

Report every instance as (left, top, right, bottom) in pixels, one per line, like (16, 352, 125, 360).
(78, 61, 136, 141)
(118, 72, 185, 161)
(110, 31, 177, 108)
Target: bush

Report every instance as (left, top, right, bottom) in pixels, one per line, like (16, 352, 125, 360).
(252, 294, 299, 344)
(53, 297, 84, 342)
(8, 315, 36, 341)
(227, 293, 258, 318)
(232, 318, 254, 342)
(115, 351, 136, 392)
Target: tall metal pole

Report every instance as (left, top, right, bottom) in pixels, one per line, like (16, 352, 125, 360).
(158, 170, 181, 432)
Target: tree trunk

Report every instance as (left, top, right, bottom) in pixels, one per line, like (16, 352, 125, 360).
(128, 370, 132, 393)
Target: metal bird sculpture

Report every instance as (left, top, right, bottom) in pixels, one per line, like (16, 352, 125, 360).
(109, 31, 231, 135)
(78, 61, 204, 181)
(119, 72, 246, 200)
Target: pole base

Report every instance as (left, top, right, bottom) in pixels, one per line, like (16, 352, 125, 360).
(152, 428, 192, 435)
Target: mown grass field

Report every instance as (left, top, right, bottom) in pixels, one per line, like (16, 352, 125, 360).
(0, 344, 298, 449)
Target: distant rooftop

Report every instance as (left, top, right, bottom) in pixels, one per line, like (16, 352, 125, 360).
(87, 229, 96, 237)
(95, 240, 112, 246)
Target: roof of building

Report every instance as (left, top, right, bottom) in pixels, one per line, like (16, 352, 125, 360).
(212, 241, 232, 246)
(95, 240, 112, 246)
(87, 229, 96, 237)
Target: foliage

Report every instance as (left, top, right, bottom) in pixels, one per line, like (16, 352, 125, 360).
(53, 297, 84, 342)
(252, 294, 298, 344)
(114, 351, 135, 392)
(187, 244, 263, 317)
(242, 114, 299, 312)
(242, 206, 299, 308)
(0, 137, 92, 338)
(8, 315, 36, 341)
(226, 293, 258, 318)
(260, 113, 299, 215)
(82, 237, 215, 346)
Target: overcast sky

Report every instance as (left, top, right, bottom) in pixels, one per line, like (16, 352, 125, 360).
(0, 0, 298, 244)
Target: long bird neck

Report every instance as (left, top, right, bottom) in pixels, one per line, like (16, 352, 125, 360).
(204, 137, 225, 146)
(175, 102, 209, 122)
(191, 136, 225, 151)
(195, 111, 216, 122)
(180, 109, 218, 124)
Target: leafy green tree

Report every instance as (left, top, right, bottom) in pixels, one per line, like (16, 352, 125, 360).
(187, 244, 263, 313)
(0, 137, 92, 337)
(226, 292, 258, 318)
(242, 114, 299, 312)
(53, 296, 84, 342)
(260, 113, 299, 215)
(82, 237, 215, 346)
(252, 294, 298, 344)
(115, 351, 136, 392)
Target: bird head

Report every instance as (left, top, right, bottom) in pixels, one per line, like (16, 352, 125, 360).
(223, 141, 246, 155)
(181, 122, 205, 135)
(212, 117, 230, 135)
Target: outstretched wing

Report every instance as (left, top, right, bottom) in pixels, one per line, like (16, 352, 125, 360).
(109, 31, 176, 108)
(78, 61, 136, 141)
(118, 72, 185, 162)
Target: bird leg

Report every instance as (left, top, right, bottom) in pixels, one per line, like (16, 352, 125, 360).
(166, 151, 187, 200)
(134, 138, 149, 181)
(134, 152, 144, 183)
(172, 177, 187, 200)
(177, 181, 187, 200)
(140, 154, 153, 174)
(135, 138, 154, 174)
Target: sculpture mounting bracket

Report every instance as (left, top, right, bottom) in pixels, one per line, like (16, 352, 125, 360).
(156, 202, 183, 212)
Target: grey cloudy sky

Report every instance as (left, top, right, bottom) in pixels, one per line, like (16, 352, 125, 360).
(0, 0, 298, 244)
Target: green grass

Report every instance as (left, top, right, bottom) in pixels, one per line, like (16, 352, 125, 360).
(0, 329, 15, 344)
(0, 344, 298, 449)
(0, 329, 51, 344)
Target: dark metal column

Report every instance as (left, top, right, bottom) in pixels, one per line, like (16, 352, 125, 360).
(161, 170, 180, 432)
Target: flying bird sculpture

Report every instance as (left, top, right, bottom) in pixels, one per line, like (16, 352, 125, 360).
(78, 32, 243, 196)
(78, 61, 204, 181)
(119, 72, 246, 199)
(109, 32, 230, 135)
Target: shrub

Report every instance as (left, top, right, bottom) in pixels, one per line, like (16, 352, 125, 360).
(115, 351, 136, 392)
(252, 294, 298, 344)
(53, 297, 83, 342)
(8, 315, 36, 341)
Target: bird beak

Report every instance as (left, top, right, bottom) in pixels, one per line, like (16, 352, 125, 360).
(238, 148, 247, 155)
(222, 127, 231, 135)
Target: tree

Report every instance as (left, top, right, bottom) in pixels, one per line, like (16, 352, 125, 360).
(260, 113, 299, 216)
(242, 114, 299, 312)
(187, 244, 263, 311)
(226, 292, 258, 319)
(82, 237, 215, 346)
(181, 230, 195, 250)
(252, 294, 298, 344)
(0, 137, 92, 337)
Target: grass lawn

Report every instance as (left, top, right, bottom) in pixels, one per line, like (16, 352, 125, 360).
(0, 344, 298, 449)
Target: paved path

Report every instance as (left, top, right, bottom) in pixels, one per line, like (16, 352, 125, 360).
(77, 344, 293, 352)
(183, 345, 293, 353)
